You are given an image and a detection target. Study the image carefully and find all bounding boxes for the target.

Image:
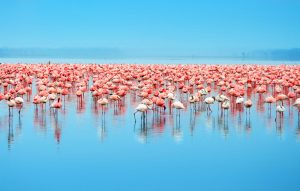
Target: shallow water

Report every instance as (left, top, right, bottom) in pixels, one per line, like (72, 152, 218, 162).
(1, 64, 300, 191)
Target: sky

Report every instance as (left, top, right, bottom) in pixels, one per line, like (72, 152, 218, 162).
(1, 0, 300, 56)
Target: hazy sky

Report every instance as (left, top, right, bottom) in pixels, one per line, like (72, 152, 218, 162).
(1, 0, 300, 56)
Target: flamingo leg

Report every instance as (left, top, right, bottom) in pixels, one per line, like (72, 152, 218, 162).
(134, 111, 138, 123)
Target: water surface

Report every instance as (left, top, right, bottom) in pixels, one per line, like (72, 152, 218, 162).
(0, 62, 300, 191)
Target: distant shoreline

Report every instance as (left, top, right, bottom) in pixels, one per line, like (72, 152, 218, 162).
(1, 57, 300, 65)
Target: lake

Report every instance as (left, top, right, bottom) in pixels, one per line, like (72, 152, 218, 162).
(0, 60, 300, 191)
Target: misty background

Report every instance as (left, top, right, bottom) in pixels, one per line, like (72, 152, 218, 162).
(1, 0, 300, 61)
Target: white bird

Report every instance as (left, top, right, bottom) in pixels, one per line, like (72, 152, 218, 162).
(40, 96, 48, 110)
(275, 105, 285, 122)
(222, 100, 230, 118)
(15, 96, 24, 115)
(199, 89, 208, 96)
(134, 103, 151, 122)
(276, 105, 285, 113)
(7, 98, 16, 107)
(172, 100, 185, 109)
(236, 96, 244, 104)
(15, 97, 24, 105)
(40, 96, 48, 104)
(189, 95, 199, 111)
(7, 97, 16, 116)
(172, 100, 185, 117)
(167, 92, 176, 100)
(48, 93, 57, 101)
(222, 100, 230, 110)
(215, 94, 229, 102)
(204, 96, 215, 112)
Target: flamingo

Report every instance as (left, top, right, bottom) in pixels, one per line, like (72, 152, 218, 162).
(172, 100, 185, 117)
(188, 94, 199, 111)
(244, 99, 252, 115)
(15, 96, 24, 115)
(7, 97, 16, 116)
(0, 63, 299, 128)
(97, 98, 109, 114)
(51, 98, 62, 115)
(40, 96, 48, 110)
(76, 89, 83, 105)
(204, 96, 215, 112)
(167, 92, 176, 112)
(275, 105, 285, 122)
(215, 94, 229, 103)
(222, 99, 230, 110)
(276, 94, 288, 106)
(198, 89, 208, 99)
(236, 96, 244, 104)
(216, 94, 229, 111)
(221, 99, 230, 120)
(134, 103, 151, 123)
(265, 95, 276, 112)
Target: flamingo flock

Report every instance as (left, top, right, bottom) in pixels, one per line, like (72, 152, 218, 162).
(0, 63, 299, 126)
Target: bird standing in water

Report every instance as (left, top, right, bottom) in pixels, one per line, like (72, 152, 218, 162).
(97, 98, 109, 115)
(172, 100, 185, 116)
(51, 98, 62, 116)
(134, 103, 152, 123)
(244, 99, 252, 114)
(7, 97, 16, 117)
(204, 96, 215, 113)
(15, 96, 24, 115)
(275, 105, 285, 122)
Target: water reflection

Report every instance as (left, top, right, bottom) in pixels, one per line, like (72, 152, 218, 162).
(8, 117, 14, 150)
(52, 114, 62, 144)
(136, 120, 150, 144)
(2, 85, 300, 150)
(98, 113, 106, 142)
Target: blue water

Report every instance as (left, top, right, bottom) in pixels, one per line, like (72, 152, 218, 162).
(0, 60, 300, 191)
